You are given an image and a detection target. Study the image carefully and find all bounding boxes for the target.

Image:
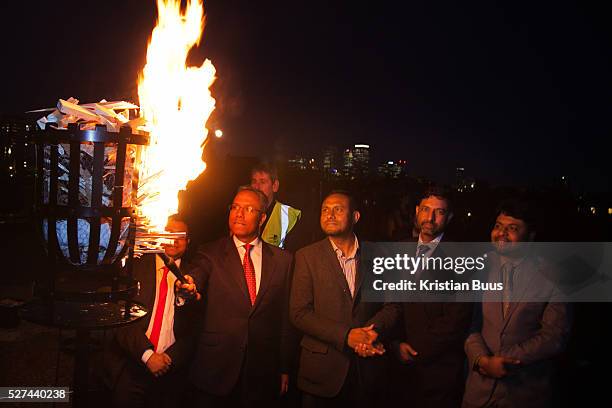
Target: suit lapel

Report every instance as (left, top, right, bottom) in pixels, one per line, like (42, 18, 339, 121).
(353, 252, 364, 305)
(223, 237, 252, 308)
(483, 253, 505, 327)
(322, 239, 353, 301)
(500, 257, 538, 333)
(251, 243, 274, 314)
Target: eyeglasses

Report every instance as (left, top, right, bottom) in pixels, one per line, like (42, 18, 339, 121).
(229, 203, 262, 215)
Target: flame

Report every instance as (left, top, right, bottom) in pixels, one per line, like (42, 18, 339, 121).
(137, 0, 216, 231)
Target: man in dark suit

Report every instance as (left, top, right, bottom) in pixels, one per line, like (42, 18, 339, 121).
(176, 186, 294, 407)
(290, 190, 399, 408)
(102, 214, 193, 408)
(390, 187, 473, 408)
(463, 199, 572, 408)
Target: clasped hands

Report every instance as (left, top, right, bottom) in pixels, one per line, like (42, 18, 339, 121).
(347, 324, 385, 358)
(146, 352, 172, 377)
(477, 355, 521, 379)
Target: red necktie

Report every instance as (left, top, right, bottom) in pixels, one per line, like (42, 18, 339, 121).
(149, 266, 169, 352)
(243, 244, 257, 305)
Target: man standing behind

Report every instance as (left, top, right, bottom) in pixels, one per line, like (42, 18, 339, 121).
(391, 187, 473, 408)
(250, 162, 304, 251)
(463, 199, 572, 408)
(177, 186, 293, 407)
(102, 214, 193, 408)
(290, 191, 399, 408)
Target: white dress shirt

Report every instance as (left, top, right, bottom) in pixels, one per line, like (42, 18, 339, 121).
(233, 235, 263, 294)
(142, 256, 180, 363)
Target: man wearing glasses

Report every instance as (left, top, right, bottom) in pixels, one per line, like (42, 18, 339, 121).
(176, 186, 294, 408)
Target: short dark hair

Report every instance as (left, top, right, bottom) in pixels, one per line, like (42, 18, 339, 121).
(251, 161, 278, 182)
(418, 185, 453, 213)
(236, 185, 268, 211)
(495, 197, 536, 231)
(166, 213, 189, 237)
(322, 190, 358, 213)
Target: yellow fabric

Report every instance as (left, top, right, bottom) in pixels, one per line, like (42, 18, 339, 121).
(261, 201, 301, 248)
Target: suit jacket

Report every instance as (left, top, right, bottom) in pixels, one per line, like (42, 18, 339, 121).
(463, 252, 572, 408)
(290, 237, 399, 397)
(101, 254, 194, 390)
(392, 239, 474, 408)
(183, 236, 294, 400)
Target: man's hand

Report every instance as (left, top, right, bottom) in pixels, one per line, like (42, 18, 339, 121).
(279, 373, 289, 395)
(347, 324, 378, 350)
(398, 342, 418, 364)
(145, 352, 172, 377)
(478, 356, 521, 378)
(355, 342, 386, 358)
(174, 274, 201, 301)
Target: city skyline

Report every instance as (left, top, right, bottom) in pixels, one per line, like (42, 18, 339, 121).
(1, 0, 610, 192)
(0, 116, 592, 194)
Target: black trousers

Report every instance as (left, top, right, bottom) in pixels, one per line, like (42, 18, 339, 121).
(302, 359, 378, 408)
(111, 361, 187, 408)
(191, 358, 281, 408)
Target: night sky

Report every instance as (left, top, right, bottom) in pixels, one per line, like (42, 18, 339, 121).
(2, 0, 610, 191)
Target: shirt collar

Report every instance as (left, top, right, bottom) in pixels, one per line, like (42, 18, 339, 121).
(418, 232, 444, 246)
(233, 235, 261, 249)
(329, 234, 359, 259)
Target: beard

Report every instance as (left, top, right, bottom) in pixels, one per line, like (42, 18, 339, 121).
(417, 220, 442, 237)
(322, 221, 350, 237)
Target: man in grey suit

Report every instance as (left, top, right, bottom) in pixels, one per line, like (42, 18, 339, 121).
(290, 190, 399, 408)
(463, 199, 572, 408)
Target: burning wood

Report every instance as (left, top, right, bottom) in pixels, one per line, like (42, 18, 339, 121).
(134, 230, 187, 256)
(32, 97, 142, 132)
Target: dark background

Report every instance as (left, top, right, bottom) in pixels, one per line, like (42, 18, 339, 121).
(1, 0, 610, 191)
(1, 1, 610, 406)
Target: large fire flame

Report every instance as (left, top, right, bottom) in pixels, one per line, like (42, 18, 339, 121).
(137, 0, 216, 232)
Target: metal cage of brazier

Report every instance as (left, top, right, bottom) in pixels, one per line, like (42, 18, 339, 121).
(33, 123, 149, 305)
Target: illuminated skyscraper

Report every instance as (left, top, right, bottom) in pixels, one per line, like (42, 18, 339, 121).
(352, 144, 370, 178)
(342, 148, 354, 178)
(377, 160, 406, 178)
(341, 144, 371, 179)
(322, 146, 340, 178)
